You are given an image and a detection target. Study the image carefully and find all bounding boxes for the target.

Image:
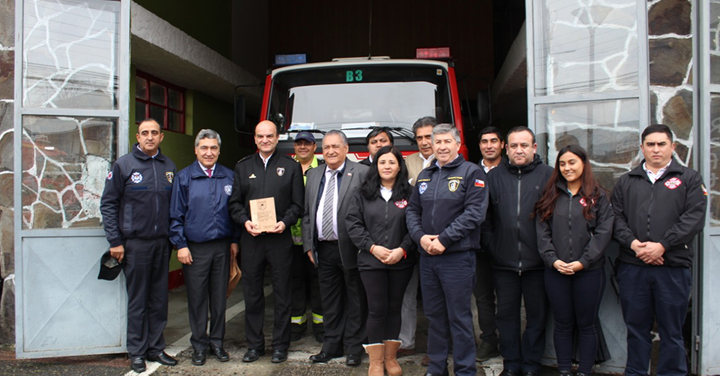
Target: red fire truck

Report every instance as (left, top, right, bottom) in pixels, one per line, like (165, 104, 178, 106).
(239, 48, 472, 160)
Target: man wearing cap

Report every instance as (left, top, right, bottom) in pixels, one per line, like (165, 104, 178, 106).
(100, 119, 178, 373)
(289, 130, 325, 342)
(360, 127, 394, 165)
(169, 129, 238, 366)
(228, 120, 304, 364)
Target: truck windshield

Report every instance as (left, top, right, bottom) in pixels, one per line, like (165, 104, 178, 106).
(266, 64, 454, 143)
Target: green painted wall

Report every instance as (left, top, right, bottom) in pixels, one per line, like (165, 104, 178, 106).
(134, 0, 232, 59)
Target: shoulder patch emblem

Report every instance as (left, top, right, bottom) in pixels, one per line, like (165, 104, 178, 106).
(665, 177, 682, 190)
(131, 172, 143, 184)
(277, 167, 285, 176)
(224, 184, 232, 196)
(165, 171, 174, 183)
(395, 199, 408, 209)
(474, 179, 485, 188)
(448, 179, 460, 192)
(419, 182, 428, 195)
(702, 184, 708, 196)
(107, 171, 113, 180)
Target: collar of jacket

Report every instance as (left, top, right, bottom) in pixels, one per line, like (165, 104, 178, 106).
(426, 154, 466, 172)
(503, 154, 543, 175)
(189, 161, 227, 179)
(132, 143, 166, 161)
(628, 157, 683, 180)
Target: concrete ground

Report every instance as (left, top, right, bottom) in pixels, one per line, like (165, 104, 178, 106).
(0, 269, 546, 376)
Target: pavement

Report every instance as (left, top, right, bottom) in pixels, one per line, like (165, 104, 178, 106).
(0, 270, 536, 376)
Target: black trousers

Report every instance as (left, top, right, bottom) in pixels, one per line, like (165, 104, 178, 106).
(493, 269, 548, 373)
(474, 251, 498, 347)
(240, 232, 293, 351)
(184, 238, 231, 351)
(316, 241, 366, 355)
(291, 244, 324, 333)
(123, 238, 170, 358)
(359, 267, 414, 343)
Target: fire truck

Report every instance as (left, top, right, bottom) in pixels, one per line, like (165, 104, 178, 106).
(238, 48, 473, 160)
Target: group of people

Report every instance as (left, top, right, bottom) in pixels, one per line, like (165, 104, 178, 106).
(101, 117, 707, 376)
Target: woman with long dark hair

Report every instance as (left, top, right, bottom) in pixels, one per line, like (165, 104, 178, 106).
(346, 146, 416, 376)
(534, 144, 614, 376)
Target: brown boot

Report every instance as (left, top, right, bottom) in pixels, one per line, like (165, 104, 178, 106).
(363, 343, 385, 376)
(383, 340, 403, 376)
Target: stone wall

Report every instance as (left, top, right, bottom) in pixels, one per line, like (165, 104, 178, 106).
(0, 0, 15, 345)
(648, 0, 694, 166)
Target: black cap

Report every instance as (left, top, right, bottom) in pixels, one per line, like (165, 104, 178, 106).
(294, 131, 315, 143)
(98, 250, 125, 281)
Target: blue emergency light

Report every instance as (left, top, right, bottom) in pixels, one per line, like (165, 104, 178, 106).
(275, 54, 307, 66)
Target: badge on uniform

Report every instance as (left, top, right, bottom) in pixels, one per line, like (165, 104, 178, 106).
(702, 184, 708, 196)
(131, 172, 143, 184)
(665, 177, 682, 190)
(249, 174, 257, 179)
(277, 167, 285, 176)
(474, 179, 485, 188)
(224, 185, 232, 196)
(165, 171, 174, 183)
(579, 197, 587, 207)
(448, 179, 460, 192)
(419, 182, 428, 195)
(106, 171, 113, 180)
(395, 199, 408, 209)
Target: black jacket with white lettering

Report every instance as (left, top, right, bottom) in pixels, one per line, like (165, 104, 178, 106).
(406, 155, 488, 254)
(481, 155, 553, 272)
(612, 159, 707, 268)
(100, 144, 176, 246)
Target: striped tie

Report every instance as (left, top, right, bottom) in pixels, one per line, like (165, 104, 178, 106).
(321, 170, 338, 240)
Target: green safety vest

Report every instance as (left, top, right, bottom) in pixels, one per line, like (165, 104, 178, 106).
(291, 156, 319, 245)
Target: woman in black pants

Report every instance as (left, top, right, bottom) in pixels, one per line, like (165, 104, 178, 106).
(534, 144, 614, 376)
(346, 146, 416, 376)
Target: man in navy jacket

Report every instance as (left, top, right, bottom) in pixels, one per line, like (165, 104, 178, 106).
(100, 119, 178, 373)
(406, 123, 488, 376)
(170, 129, 238, 366)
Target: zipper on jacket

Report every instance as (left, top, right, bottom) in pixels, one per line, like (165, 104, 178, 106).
(647, 180, 655, 238)
(568, 191, 573, 260)
(152, 158, 159, 235)
(517, 170, 522, 276)
(431, 168, 442, 230)
(385, 200, 389, 245)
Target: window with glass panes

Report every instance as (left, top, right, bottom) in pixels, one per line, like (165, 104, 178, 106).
(135, 72, 185, 133)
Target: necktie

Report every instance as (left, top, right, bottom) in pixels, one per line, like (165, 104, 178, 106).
(206, 169, 212, 178)
(322, 170, 338, 240)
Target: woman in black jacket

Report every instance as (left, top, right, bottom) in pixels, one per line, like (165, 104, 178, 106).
(346, 146, 416, 376)
(535, 144, 613, 376)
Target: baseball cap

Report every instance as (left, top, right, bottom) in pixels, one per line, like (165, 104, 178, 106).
(294, 131, 315, 143)
(98, 250, 125, 281)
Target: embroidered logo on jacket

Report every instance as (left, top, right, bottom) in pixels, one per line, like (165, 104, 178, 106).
(448, 179, 460, 192)
(107, 171, 113, 180)
(395, 199, 408, 209)
(664, 177, 682, 190)
(419, 182, 428, 195)
(224, 185, 232, 196)
(131, 172, 143, 184)
(277, 167, 285, 176)
(474, 179, 485, 188)
(165, 171, 174, 183)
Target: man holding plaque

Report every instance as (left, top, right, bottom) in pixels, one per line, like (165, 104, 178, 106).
(228, 120, 304, 364)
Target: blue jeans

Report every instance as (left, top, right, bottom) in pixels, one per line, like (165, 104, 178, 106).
(617, 263, 691, 376)
(420, 251, 477, 376)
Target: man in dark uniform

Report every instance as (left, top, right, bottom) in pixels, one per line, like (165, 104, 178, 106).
(360, 127, 394, 165)
(100, 119, 178, 373)
(612, 124, 707, 376)
(406, 123, 488, 376)
(228, 120, 304, 364)
(290, 131, 325, 342)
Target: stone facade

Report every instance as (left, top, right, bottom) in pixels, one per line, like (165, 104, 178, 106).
(0, 0, 14, 345)
(648, 0, 695, 167)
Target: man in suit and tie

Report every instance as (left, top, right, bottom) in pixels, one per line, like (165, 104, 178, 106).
(303, 130, 369, 366)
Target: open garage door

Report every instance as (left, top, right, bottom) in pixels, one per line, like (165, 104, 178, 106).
(13, 0, 130, 358)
